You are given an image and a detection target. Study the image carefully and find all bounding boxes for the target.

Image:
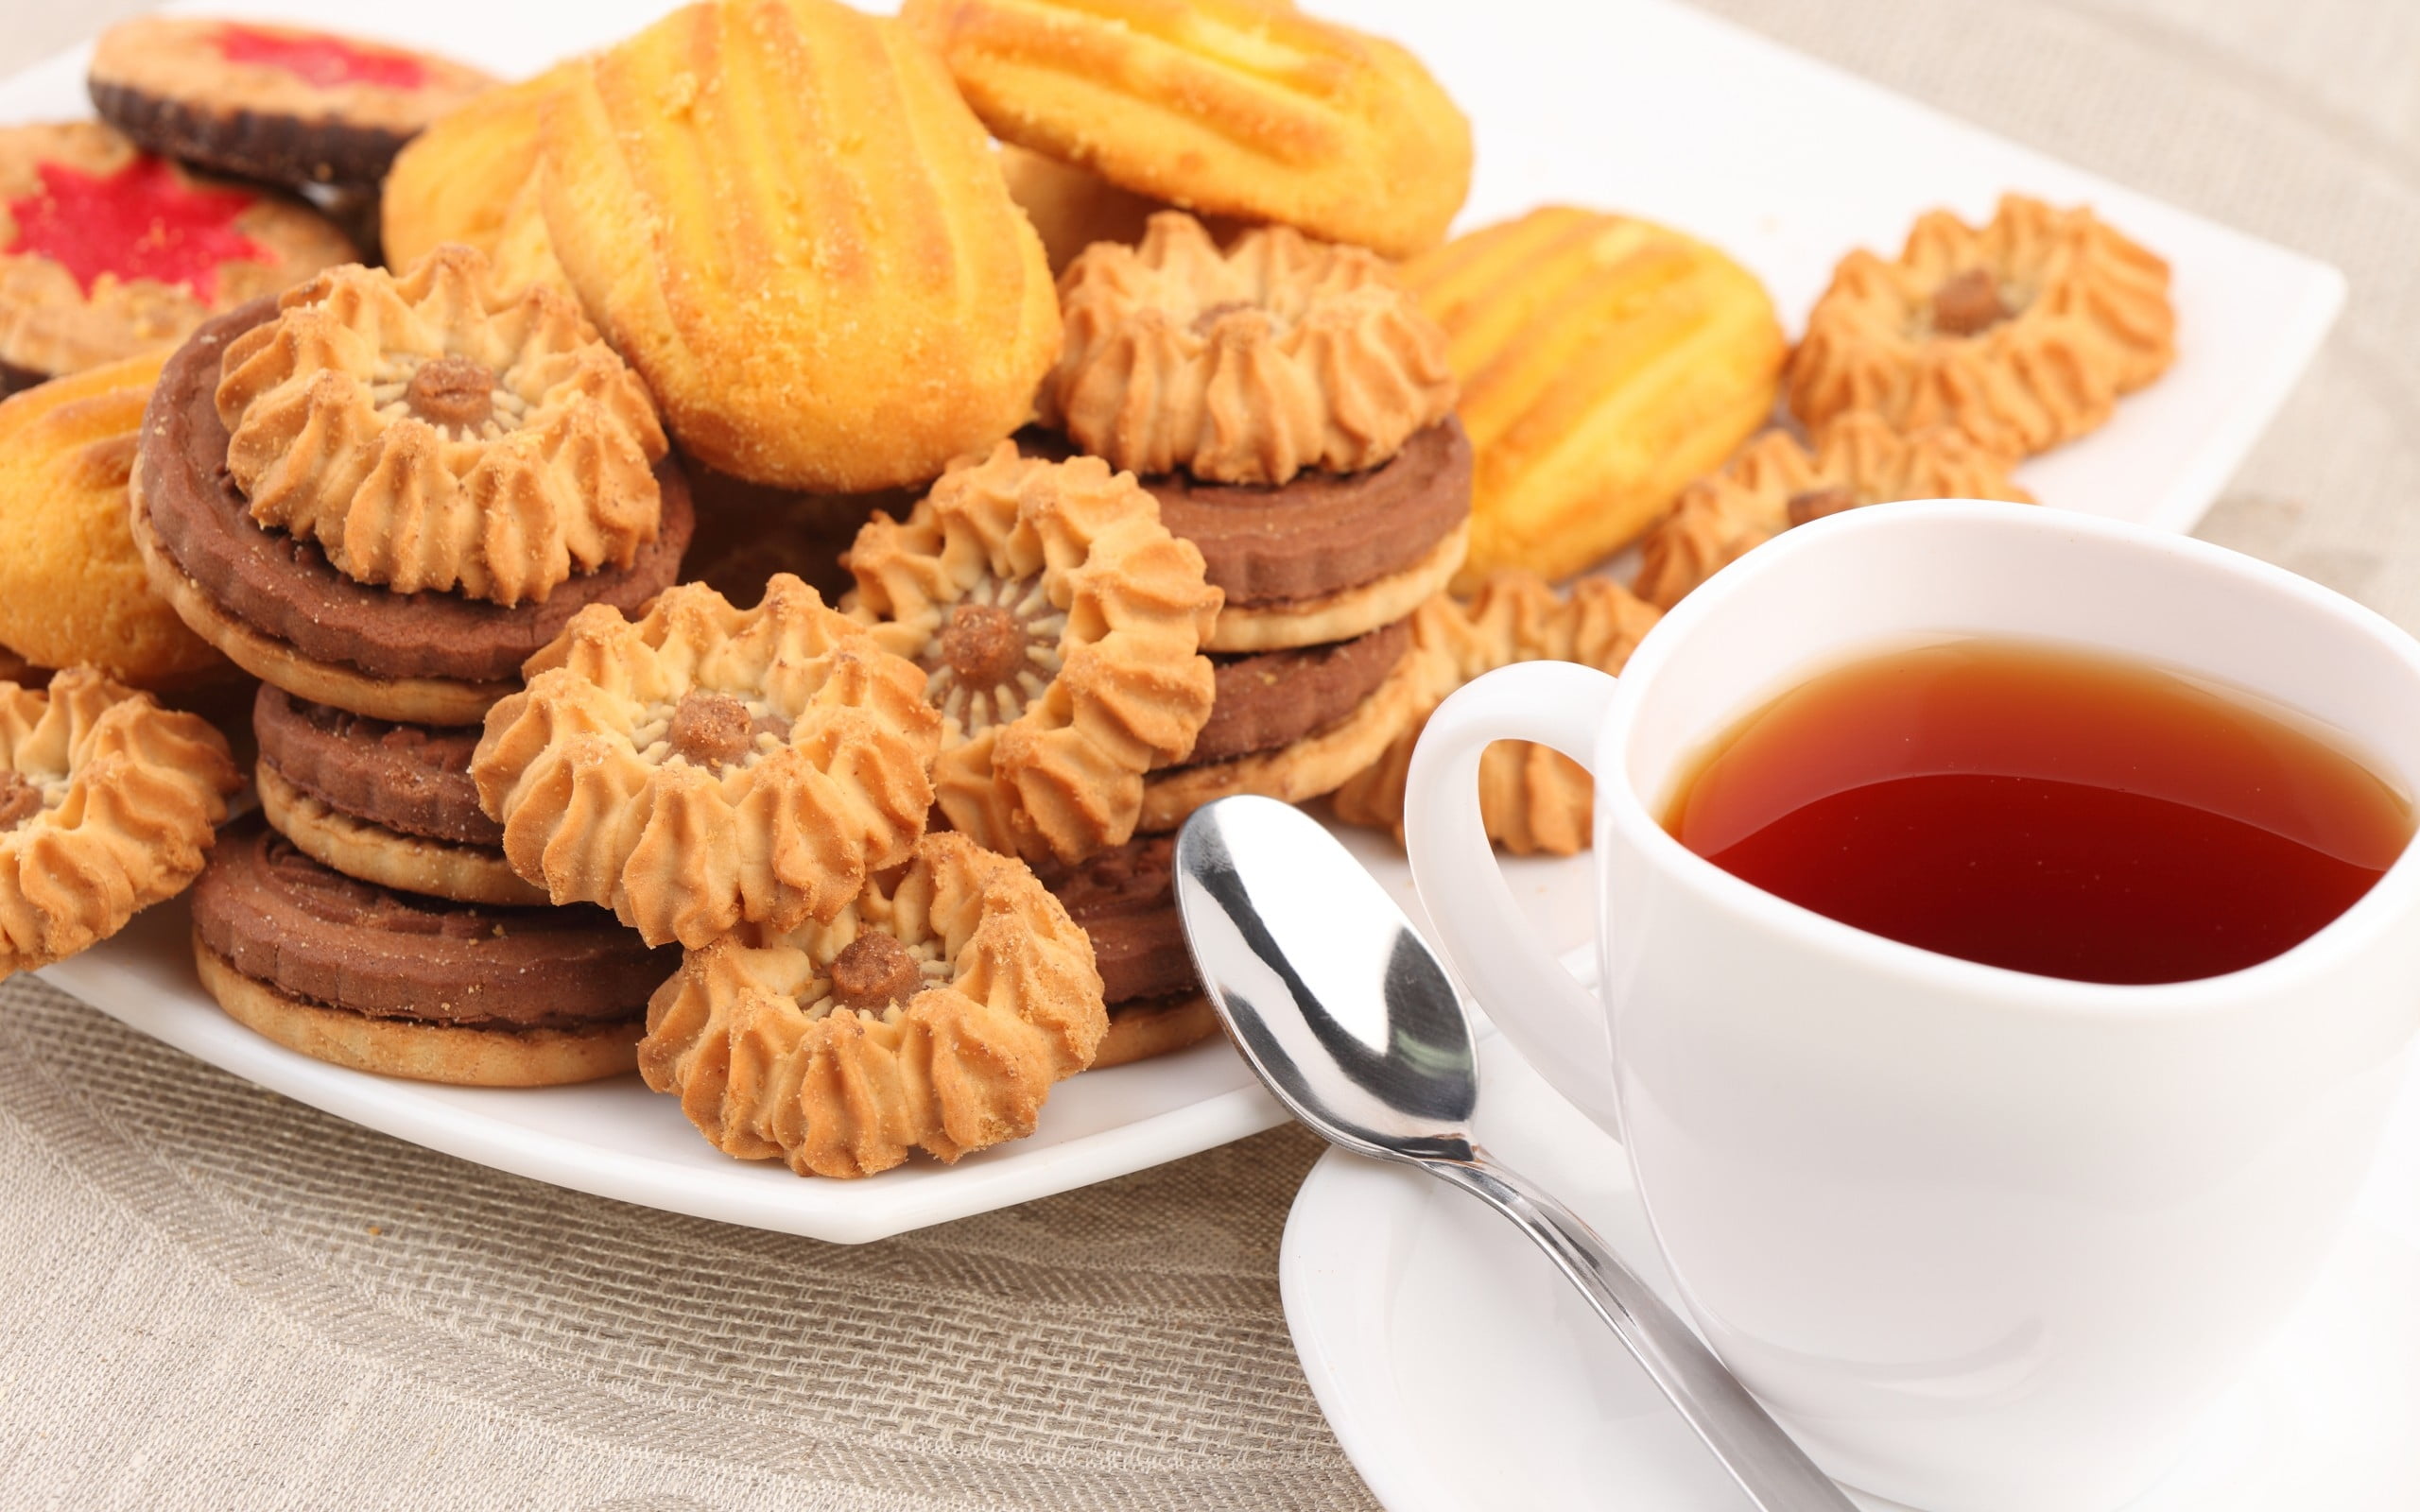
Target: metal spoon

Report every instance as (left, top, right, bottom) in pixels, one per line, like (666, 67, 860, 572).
(1173, 796, 1857, 1512)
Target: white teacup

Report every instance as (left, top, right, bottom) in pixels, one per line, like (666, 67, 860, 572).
(1402, 501, 2420, 1512)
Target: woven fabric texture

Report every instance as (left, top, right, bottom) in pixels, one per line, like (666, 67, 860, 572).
(7, 0, 2420, 1505)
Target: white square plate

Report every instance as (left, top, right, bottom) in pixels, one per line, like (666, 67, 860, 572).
(21, 0, 2342, 1242)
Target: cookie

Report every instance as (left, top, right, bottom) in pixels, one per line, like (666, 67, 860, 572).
(683, 470, 910, 610)
(1399, 206, 1785, 587)
(1634, 415, 2035, 610)
(999, 145, 1251, 277)
(215, 245, 668, 608)
(1331, 574, 1662, 856)
(1034, 834, 1221, 1067)
(252, 684, 541, 907)
(90, 17, 493, 191)
(1137, 597, 1447, 833)
(845, 447, 1220, 866)
(191, 819, 674, 1087)
(380, 65, 577, 296)
(902, 0, 1471, 259)
(0, 666, 240, 976)
(471, 576, 942, 950)
(0, 121, 355, 385)
(540, 0, 1060, 492)
(642, 832, 1106, 1177)
(1042, 214, 1458, 487)
(132, 298, 694, 726)
(0, 351, 228, 689)
(1789, 195, 2176, 457)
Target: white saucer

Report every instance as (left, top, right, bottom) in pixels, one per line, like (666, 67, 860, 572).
(1281, 1035, 2420, 1511)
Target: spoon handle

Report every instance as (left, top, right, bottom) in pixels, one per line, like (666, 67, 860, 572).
(1426, 1153, 1858, 1512)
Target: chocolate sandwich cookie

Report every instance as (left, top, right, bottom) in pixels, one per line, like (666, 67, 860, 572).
(1038, 835, 1221, 1068)
(132, 298, 694, 725)
(89, 17, 493, 192)
(191, 820, 674, 1087)
(251, 683, 542, 906)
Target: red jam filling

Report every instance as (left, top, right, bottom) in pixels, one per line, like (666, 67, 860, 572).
(4, 157, 268, 300)
(215, 25, 430, 90)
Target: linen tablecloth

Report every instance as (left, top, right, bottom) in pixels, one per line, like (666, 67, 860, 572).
(4, 1, 2416, 1504)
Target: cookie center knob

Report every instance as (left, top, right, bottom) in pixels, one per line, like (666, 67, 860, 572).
(405, 355, 497, 433)
(0, 770, 42, 832)
(940, 603, 1028, 693)
(666, 689, 753, 771)
(828, 931, 923, 1016)
(1786, 485, 1861, 528)
(1930, 269, 2011, 337)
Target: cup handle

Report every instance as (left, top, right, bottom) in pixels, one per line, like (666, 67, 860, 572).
(1405, 661, 1622, 1131)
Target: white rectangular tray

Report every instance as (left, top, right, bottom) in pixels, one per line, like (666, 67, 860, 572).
(26, 0, 2343, 1242)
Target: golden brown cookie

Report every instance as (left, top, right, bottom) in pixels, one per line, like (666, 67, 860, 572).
(1331, 574, 1661, 856)
(0, 121, 356, 384)
(380, 65, 577, 291)
(1789, 196, 2175, 457)
(215, 244, 667, 607)
(1399, 206, 1785, 587)
(903, 0, 1471, 259)
(1094, 993, 1220, 1068)
(846, 446, 1220, 865)
(1137, 596, 1448, 833)
(1634, 415, 2036, 609)
(0, 665, 240, 976)
(473, 576, 942, 949)
(88, 17, 494, 192)
(133, 299, 695, 726)
(642, 832, 1106, 1177)
(192, 818, 671, 1087)
(540, 0, 1061, 493)
(1043, 213, 1457, 486)
(0, 352, 227, 689)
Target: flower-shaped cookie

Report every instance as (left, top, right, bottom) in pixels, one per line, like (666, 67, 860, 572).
(642, 832, 1106, 1177)
(1041, 213, 1458, 486)
(846, 446, 1221, 866)
(1789, 195, 2175, 457)
(471, 576, 942, 949)
(0, 665, 239, 975)
(1634, 414, 2036, 609)
(1332, 575, 1662, 857)
(215, 243, 668, 607)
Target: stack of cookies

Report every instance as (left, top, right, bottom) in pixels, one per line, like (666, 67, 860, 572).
(145, 244, 691, 1087)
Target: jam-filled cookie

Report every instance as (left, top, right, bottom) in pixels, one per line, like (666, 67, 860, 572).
(845, 447, 1220, 866)
(131, 247, 692, 726)
(191, 818, 674, 1086)
(252, 684, 541, 907)
(1789, 195, 2175, 457)
(643, 833, 1105, 1177)
(0, 122, 355, 387)
(1399, 206, 1785, 587)
(1033, 834, 1220, 1068)
(1634, 414, 2036, 610)
(1, 666, 239, 976)
(540, 0, 1059, 492)
(1332, 574, 1662, 857)
(0, 352, 227, 688)
(471, 576, 942, 950)
(89, 17, 493, 192)
(902, 0, 1471, 259)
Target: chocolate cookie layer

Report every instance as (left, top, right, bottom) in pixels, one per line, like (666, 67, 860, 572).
(192, 821, 672, 1030)
(1194, 617, 1412, 765)
(92, 79, 414, 189)
(1140, 420, 1470, 607)
(140, 301, 693, 685)
(253, 684, 496, 847)
(1037, 835, 1195, 1007)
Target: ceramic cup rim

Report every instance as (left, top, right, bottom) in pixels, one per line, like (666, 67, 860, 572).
(1593, 498, 2420, 1013)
